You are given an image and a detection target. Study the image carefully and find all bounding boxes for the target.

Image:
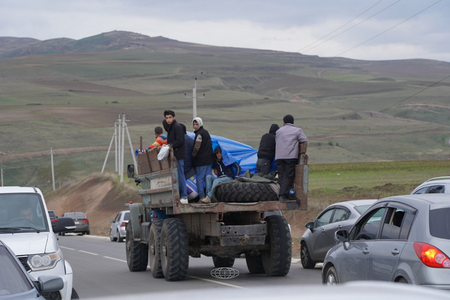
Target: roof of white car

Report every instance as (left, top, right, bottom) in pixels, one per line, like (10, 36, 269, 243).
(334, 199, 377, 207)
(0, 186, 39, 194)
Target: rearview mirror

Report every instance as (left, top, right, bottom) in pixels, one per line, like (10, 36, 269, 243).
(127, 164, 135, 178)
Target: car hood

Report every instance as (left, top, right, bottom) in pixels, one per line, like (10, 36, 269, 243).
(0, 232, 58, 255)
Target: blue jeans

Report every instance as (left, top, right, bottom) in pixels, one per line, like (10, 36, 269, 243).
(195, 165, 211, 198)
(177, 159, 187, 198)
(206, 175, 233, 198)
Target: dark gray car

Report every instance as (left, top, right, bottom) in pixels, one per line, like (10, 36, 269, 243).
(300, 199, 376, 269)
(322, 194, 450, 289)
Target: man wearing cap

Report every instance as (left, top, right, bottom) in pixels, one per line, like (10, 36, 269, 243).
(192, 117, 213, 203)
(275, 114, 308, 201)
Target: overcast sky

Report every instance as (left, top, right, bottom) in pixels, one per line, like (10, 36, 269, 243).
(1, 0, 448, 62)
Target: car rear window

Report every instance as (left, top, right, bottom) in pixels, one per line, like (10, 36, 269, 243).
(124, 212, 130, 221)
(355, 205, 371, 215)
(429, 208, 450, 239)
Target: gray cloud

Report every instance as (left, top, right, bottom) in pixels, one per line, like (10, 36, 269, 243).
(0, 0, 448, 61)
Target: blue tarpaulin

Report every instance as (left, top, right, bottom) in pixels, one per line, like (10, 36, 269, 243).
(187, 132, 258, 174)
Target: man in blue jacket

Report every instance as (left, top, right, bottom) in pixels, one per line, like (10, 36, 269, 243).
(275, 114, 308, 201)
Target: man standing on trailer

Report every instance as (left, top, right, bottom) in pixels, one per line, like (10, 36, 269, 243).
(275, 114, 308, 201)
(163, 110, 188, 204)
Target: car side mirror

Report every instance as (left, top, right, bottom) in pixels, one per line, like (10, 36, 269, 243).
(53, 217, 76, 233)
(305, 221, 315, 232)
(127, 164, 135, 178)
(35, 275, 64, 293)
(335, 229, 349, 244)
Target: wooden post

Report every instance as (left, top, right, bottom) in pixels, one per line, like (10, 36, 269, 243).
(293, 142, 308, 210)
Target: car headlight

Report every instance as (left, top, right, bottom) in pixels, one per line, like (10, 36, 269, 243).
(28, 253, 61, 271)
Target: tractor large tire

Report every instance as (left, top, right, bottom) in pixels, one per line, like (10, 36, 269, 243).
(245, 252, 265, 274)
(261, 215, 291, 276)
(212, 255, 235, 268)
(160, 218, 189, 281)
(149, 219, 164, 278)
(215, 182, 277, 203)
(126, 221, 148, 272)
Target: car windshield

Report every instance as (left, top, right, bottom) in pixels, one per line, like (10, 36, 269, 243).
(429, 208, 450, 239)
(0, 246, 33, 295)
(0, 193, 48, 233)
(354, 205, 372, 215)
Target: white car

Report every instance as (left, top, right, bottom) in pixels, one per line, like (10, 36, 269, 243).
(110, 210, 130, 242)
(411, 176, 450, 194)
(0, 186, 77, 300)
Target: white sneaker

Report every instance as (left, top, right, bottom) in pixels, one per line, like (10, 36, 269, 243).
(180, 198, 188, 204)
(200, 196, 211, 203)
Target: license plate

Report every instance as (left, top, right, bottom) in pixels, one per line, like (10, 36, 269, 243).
(75, 221, 79, 225)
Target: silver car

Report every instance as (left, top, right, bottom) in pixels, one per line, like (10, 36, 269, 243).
(411, 176, 450, 194)
(300, 199, 376, 269)
(110, 210, 130, 242)
(322, 194, 450, 289)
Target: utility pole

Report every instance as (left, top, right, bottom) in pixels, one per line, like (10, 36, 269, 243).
(51, 147, 55, 191)
(102, 113, 137, 182)
(1, 167, 3, 186)
(184, 78, 205, 119)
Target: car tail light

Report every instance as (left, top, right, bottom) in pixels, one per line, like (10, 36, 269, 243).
(413, 242, 450, 268)
(120, 222, 127, 227)
(51, 219, 57, 223)
(82, 219, 89, 224)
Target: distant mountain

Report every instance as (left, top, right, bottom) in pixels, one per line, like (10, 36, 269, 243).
(0, 30, 232, 58)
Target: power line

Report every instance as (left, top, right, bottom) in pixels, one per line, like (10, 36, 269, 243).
(298, 0, 383, 52)
(335, 0, 442, 58)
(384, 74, 450, 111)
(302, 0, 400, 54)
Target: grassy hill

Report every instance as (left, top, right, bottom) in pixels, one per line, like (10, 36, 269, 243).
(0, 30, 449, 191)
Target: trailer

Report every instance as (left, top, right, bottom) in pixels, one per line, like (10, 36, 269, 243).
(126, 140, 308, 281)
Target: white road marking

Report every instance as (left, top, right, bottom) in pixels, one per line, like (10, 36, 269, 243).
(78, 250, 98, 256)
(104, 256, 127, 263)
(60, 246, 75, 250)
(187, 275, 247, 289)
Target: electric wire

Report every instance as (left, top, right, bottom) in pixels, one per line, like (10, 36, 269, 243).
(302, 0, 400, 54)
(298, 0, 383, 52)
(335, 0, 442, 58)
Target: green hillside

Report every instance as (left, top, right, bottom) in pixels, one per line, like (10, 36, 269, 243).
(0, 30, 449, 190)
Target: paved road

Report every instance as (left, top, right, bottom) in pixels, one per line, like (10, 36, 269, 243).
(58, 234, 323, 299)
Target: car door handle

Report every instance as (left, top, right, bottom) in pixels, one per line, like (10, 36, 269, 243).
(362, 248, 370, 254)
(391, 249, 400, 255)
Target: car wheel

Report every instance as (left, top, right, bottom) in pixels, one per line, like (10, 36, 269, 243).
(160, 218, 189, 281)
(71, 288, 79, 299)
(245, 252, 265, 274)
(397, 277, 408, 284)
(261, 215, 291, 276)
(300, 242, 316, 269)
(325, 266, 339, 285)
(87, 230, 90, 235)
(126, 221, 148, 271)
(118, 230, 124, 242)
(110, 229, 117, 242)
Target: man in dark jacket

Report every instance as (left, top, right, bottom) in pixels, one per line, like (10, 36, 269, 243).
(192, 117, 213, 202)
(256, 124, 279, 176)
(275, 114, 308, 201)
(163, 110, 188, 204)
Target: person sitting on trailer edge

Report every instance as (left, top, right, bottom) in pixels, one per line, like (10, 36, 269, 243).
(149, 126, 167, 149)
(202, 146, 240, 203)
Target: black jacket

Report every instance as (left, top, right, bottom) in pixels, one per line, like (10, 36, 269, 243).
(257, 124, 279, 161)
(192, 126, 213, 166)
(162, 119, 186, 160)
